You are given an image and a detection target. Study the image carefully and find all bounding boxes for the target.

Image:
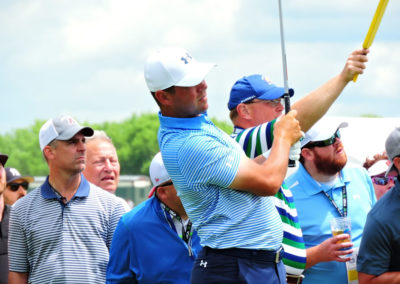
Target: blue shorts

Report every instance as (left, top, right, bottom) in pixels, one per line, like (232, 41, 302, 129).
(191, 246, 286, 284)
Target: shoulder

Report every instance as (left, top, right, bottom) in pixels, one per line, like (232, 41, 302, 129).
(120, 198, 159, 226)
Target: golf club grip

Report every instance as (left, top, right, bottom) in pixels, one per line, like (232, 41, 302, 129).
(283, 94, 296, 167)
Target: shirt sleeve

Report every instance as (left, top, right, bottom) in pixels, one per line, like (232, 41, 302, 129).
(107, 202, 126, 249)
(8, 206, 29, 272)
(233, 120, 275, 158)
(177, 134, 242, 190)
(106, 218, 138, 283)
(357, 213, 391, 275)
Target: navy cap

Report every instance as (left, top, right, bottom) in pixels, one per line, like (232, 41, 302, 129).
(228, 74, 294, 111)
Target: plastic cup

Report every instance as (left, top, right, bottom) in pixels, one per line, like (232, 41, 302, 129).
(330, 216, 352, 258)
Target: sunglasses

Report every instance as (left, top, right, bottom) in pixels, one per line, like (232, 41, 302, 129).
(371, 176, 397, 186)
(304, 130, 341, 148)
(244, 98, 282, 108)
(9, 181, 29, 191)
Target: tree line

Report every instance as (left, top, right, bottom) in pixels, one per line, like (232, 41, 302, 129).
(0, 113, 233, 177)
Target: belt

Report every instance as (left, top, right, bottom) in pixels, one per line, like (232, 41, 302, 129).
(286, 274, 304, 284)
(204, 246, 284, 263)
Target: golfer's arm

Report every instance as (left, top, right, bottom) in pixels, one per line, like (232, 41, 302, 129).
(230, 139, 291, 196)
(359, 271, 400, 284)
(292, 73, 348, 133)
(9, 271, 28, 284)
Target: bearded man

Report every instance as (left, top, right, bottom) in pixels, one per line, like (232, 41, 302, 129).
(285, 120, 376, 284)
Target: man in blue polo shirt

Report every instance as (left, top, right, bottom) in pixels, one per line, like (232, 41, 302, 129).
(8, 115, 126, 283)
(144, 46, 368, 283)
(285, 119, 376, 284)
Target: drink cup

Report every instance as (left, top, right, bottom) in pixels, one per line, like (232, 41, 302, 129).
(330, 216, 352, 258)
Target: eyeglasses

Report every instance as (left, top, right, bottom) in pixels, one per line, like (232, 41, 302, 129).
(304, 130, 341, 148)
(9, 182, 29, 191)
(159, 181, 173, 187)
(371, 176, 397, 186)
(244, 98, 282, 108)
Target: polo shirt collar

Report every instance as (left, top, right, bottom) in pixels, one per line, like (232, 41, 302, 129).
(297, 163, 348, 196)
(158, 111, 212, 130)
(41, 173, 90, 199)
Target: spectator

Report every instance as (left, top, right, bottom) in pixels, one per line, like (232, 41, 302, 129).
(83, 130, 131, 211)
(285, 120, 376, 284)
(144, 46, 368, 283)
(107, 152, 201, 283)
(229, 74, 357, 283)
(357, 127, 400, 283)
(8, 115, 125, 283)
(363, 152, 394, 199)
(4, 167, 34, 206)
(0, 153, 9, 284)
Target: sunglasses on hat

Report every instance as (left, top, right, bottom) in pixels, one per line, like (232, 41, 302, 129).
(371, 176, 397, 186)
(9, 182, 29, 191)
(304, 130, 341, 148)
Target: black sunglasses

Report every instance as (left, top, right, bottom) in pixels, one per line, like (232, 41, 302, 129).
(9, 182, 29, 191)
(304, 130, 341, 148)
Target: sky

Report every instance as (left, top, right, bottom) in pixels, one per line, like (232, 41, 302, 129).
(1, 0, 399, 135)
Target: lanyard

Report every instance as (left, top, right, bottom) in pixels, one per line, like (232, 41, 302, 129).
(322, 186, 347, 217)
(163, 205, 193, 244)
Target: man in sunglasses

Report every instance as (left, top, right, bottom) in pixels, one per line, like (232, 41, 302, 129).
(357, 127, 400, 283)
(107, 152, 201, 283)
(4, 168, 34, 206)
(285, 120, 376, 284)
(0, 153, 9, 284)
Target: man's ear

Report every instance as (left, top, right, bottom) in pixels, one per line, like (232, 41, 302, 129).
(43, 145, 55, 161)
(301, 148, 314, 161)
(394, 156, 400, 172)
(236, 103, 251, 119)
(155, 90, 172, 106)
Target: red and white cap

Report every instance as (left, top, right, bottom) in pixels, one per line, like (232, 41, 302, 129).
(148, 152, 171, 198)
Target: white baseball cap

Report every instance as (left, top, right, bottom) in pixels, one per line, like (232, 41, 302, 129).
(367, 159, 391, 177)
(148, 152, 171, 198)
(144, 47, 215, 92)
(39, 115, 94, 151)
(301, 120, 348, 148)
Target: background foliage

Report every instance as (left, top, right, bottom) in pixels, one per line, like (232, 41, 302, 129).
(0, 113, 233, 176)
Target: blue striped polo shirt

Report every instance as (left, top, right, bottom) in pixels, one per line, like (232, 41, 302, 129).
(8, 174, 125, 283)
(158, 112, 283, 250)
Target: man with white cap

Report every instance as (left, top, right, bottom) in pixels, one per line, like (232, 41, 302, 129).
(8, 115, 125, 284)
(285, 120, 376, 284)
(0, 153, 9, 284)
(107, 152, 201, 284)
(144, 46, 368, 283)
(4, 167, 34, 206)
(357, 127, 400, 283)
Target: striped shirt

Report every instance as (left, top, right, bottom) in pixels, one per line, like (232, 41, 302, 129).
(232, 123, 307, 275)
(158, 112, 283, 250)
(8, 174, 125, 283)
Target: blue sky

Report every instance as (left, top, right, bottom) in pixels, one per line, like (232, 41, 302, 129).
(1, 0, 399, 134)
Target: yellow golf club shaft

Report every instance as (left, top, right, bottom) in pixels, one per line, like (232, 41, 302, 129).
(353, 0, 389, 82)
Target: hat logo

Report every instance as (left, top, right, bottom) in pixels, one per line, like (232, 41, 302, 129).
(9, 168, 20, 177)
(180, 52, 193, 64)
(262, 76, 272, 84)
(155, 178, 160, 182)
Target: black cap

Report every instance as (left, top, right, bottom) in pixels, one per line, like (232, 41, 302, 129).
(0, 153, 8, 167)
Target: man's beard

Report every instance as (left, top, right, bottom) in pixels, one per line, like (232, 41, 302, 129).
(313, 149, 347, 176)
